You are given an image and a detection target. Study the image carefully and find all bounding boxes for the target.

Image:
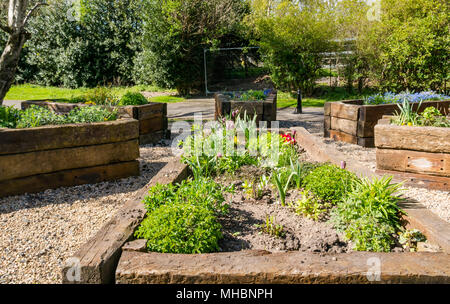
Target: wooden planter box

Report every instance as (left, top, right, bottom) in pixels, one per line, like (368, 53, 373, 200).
(375, 124, 450, 191)
(214, 91, 277, 126)
(0, 119, 140, 198)
(324, 99, 450, 147)
(21, 100, 170, 145)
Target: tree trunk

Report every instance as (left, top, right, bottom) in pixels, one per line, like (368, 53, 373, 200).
(0, 31, 29, 104)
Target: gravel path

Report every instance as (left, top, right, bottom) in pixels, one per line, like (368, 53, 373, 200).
(0, 144, 174, 284)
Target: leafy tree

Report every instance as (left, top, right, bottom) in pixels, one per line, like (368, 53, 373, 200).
(357, 0, 449, 92)
(249, 0, 337, 95)
(24, 0, 143, 88)
(136, 0, 249, 95)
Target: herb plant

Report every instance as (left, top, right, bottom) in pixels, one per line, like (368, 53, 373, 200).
(304, 164, 357, 204)
(119, 92, 149, 106)
(255, 215, 285, 238)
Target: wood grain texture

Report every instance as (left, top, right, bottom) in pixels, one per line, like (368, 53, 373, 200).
(0, 139, 139, 181)
(376, 148, 449, 177)
(375, 124, 450, 153)
(0, 161, 140, 198)
(0, 119, 139, 155)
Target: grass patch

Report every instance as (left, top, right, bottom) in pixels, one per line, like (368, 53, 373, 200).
(277, 86, 376, 108)
(5, 84, 175, 101)
(149, 95, 186, 103)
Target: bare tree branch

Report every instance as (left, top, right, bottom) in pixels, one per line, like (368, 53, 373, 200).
(23, 2, 47, 27)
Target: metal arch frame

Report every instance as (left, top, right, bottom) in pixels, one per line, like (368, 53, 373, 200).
(203, 46, 260, 96)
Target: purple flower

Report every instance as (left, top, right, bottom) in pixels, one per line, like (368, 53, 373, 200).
(340, 161, 347, 170)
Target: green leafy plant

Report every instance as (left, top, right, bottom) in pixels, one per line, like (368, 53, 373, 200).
(304, 164, 357, 204)
(135, 177, 233, 253)
(255, 215, 285, 238)
(135, 202, 223, 254)
(272, 169, 295, 206)
(0, 106, 21, 128)
(417, 107, 450, 127)
(66, 106, 118, 124)
(288, 190, 330, 221)
(82, 87, 119, 106)
(14, 105, 118, 129)
(392, 99, 422, 126)
(237, 90, 266, 101)
(16, 106, 65, 128)
(331, 176, 405, 252)
(119, 92, 149, 106)
(398, 229, 427, 252)
(343, 215, 396, 252)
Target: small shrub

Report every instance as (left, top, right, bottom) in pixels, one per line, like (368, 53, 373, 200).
(119, 92, 148, 106)
(304, 164, 357, 204)
(331, 176, 405, 252)
(135, 202, 223, 254)
(344, 215, 396, 252)
(288, 190, 330, 221)
(83, 87, 119, 105)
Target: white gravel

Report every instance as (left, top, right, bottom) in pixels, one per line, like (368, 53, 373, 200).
(0, 144, 175, 284)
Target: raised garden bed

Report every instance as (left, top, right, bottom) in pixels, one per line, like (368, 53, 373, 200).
(63, 124, 450, 284)
(0, 118, 140, 198)
(375, 124, 450, 191)
(324, 99, 450, 147)
(21, 100, 170, 145)
(214, 90, 277, 126)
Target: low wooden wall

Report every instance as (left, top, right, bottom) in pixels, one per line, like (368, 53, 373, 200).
(324, 99, 450, 148)
(214, 92, 277, 126)
(375, 124, 450, 191)
(21, 100, 170, 145)
(0, 119, 140, 198)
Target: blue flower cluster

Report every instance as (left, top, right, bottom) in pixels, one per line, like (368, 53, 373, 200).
(364, 91, 450, 105)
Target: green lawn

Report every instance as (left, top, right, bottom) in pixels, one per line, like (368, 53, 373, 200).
(5, 84, 179, 102)
(277, 86, 375, 108)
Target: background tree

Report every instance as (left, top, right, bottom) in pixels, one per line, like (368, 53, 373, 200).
(0, 0, 46, 104)
(24, 0, 143, 88)
(356, 0, 449, 92)
(249, 0, 337, 95)
(135, 0, 249, 95)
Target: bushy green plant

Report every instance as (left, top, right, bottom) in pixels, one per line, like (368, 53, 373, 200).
(119, 92, 149, 106)
(417, 107, 450, 127)
(304, 164, 358, 204)
(135, 202, 223, 253)
(66, 106, 118, 124)
(16, 106, 65, 128)
(0, 106, 21, 128)
(82, 87, 119, 105)
(288, 190, 330, 221)
(14, 105, 118, 129)
(344, 215, 396, 252)
(135, 177, 233, 253)
(238, 90, 266, 101)
(331, 176, 405, 252)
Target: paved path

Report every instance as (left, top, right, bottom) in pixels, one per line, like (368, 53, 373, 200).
(168, 98, 324, 134)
